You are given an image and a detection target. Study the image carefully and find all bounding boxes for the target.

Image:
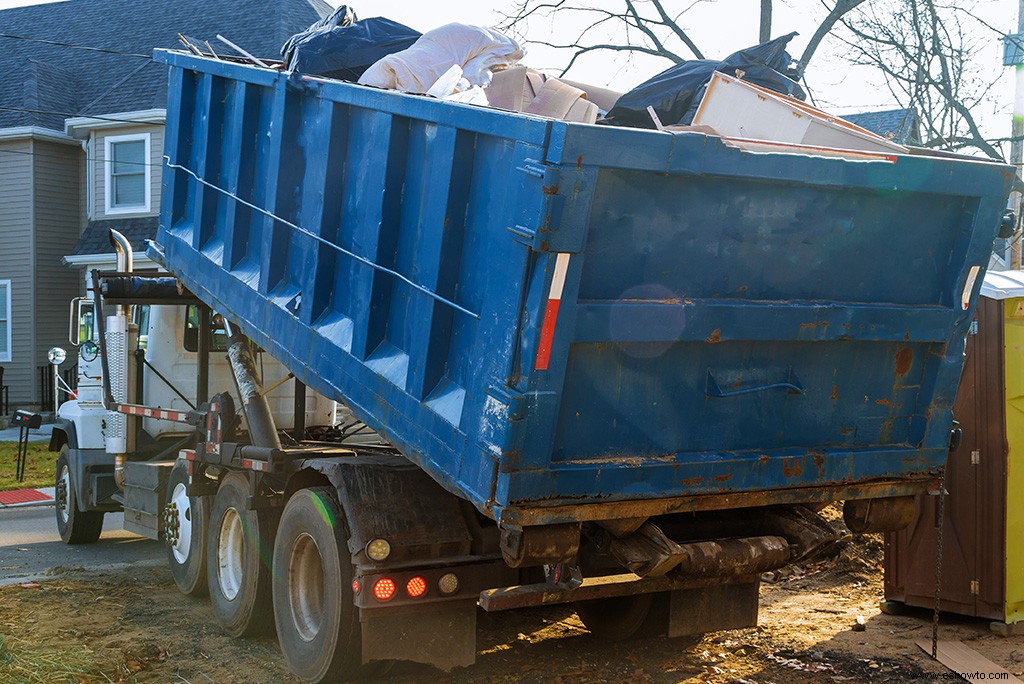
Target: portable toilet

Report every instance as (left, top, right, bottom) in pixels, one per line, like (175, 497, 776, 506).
(884, 269, 1024, 635)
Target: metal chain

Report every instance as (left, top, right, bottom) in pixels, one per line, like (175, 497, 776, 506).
(932, 467, 948, 658)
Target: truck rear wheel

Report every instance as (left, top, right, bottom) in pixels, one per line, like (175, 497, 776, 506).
(55, 447, 104, 545)
(575, 593, 655, 641)
(273, 487, 363, 683)
(206, 472, 276, 637)
(165, 461, 210, 597)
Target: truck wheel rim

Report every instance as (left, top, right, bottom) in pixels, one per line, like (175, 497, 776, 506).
(217, 507, 244, 601)
(170, 483, 192, 565)
(289, 532, 325, 642)
(58, 465, 70, 524)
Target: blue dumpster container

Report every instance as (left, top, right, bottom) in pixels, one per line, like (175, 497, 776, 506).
(153, 50, 1012, 527)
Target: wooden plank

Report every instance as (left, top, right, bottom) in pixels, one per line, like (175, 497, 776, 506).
(916, 640, 1022, 683)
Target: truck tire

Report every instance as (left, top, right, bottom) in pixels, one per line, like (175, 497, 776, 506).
(206, 472, 277, 637)
(55, 447, 104, 544)
(574, 593, 655, 641)
(273, 487, 363, 683)
(165, 460, 210, 597)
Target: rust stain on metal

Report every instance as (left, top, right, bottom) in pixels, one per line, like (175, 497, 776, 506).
(542, 184, 560, 195)
(714, 473, 733, 483)
(576, 155, 583, 171)
(737, 285, 748, 293)
(840, 427, 852, 436)
(706, 328, 722, 344)
(680, 477, 704, 487)
(831, 384, 839, 400)
(810, 452, 824, 469)
(758, 454, 770, 463)
(875, 398, 893, 407)
(894, 347, 913, 376)
(782, 459, 803, 478)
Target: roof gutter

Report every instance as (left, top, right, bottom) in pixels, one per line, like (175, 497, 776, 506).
(65, 109, 166, 138)
(0, 126, 78, 145)
(62, 251, 151, 267)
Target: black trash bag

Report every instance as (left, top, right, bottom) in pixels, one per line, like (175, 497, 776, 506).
(282, 5, 421, 82)
(603, 32, 804, 129)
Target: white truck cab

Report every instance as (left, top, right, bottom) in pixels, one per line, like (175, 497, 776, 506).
(52, 293, 335, 543)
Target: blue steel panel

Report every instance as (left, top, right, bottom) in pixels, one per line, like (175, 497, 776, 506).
(154, 51, 1013, 525)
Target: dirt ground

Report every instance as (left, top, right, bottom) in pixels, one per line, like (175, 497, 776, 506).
(2, 507, 1022, 684)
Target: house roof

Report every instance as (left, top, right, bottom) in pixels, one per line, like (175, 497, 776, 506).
(68, 217, 159, 258)
(0, 0, 332, 130)
(843, 108, 921, 145)
(69, 218, 158, 258)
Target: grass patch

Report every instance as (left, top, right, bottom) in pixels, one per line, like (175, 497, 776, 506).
(0, 441, 55, 491)
(0, 633, 106, 684)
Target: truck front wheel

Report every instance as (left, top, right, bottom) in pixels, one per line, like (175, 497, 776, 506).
(165, 460, 210, 597)
(206, 472, 276, 636)
(273, 487, 362, 683)
(55, 447, 104, 544)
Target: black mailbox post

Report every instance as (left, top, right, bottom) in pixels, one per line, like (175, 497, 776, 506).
(14, 410, 41, 482)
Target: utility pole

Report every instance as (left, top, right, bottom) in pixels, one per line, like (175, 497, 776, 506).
(760, 0, 773, 42)
(1011, 0, 1024, 268)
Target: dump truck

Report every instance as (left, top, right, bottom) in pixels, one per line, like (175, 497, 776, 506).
(51, 47, 1013, 683)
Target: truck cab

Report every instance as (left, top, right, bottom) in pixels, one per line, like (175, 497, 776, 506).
(52, 287, 335, 543)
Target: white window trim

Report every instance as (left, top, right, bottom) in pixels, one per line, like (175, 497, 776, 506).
(104, 132, 151, 215)
(0, 280, 11, 363)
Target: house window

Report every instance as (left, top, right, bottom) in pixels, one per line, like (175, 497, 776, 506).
(0, 280, 10, 363)
(105, 133, 150, 214)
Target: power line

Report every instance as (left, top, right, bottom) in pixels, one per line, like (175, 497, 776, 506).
(0, 32, 152, 59)
(0, 147, 165, 168)
(0, 106, 162, 127)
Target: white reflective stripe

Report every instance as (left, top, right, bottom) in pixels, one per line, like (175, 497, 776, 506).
(549, 253, 571, 301)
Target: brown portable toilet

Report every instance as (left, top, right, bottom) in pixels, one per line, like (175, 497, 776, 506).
(883, 270, 1024, 636)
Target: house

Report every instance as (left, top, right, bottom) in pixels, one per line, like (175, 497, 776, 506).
(0, 0, 331, 410)
(843, 107, 922, 145)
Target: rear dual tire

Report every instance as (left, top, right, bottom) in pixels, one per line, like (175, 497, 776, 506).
(273, 487, 363, 683)
(165, 460, 210, 597)
(206, 472, 277, 637)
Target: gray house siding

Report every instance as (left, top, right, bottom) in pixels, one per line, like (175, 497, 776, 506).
(33, 139, 83, 406)
(0, 139, 36, 404)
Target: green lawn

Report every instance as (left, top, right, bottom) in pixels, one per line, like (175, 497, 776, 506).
(0, 442, 55, 491)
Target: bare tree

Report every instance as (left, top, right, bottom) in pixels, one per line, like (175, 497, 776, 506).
(500, 0, 868, 78)
(839, 0, 1011, 159)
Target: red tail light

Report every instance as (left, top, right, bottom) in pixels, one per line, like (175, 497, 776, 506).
(406, 576, 427, 598)
(352, 579, 361, 595)
(373, 578, 396, 601)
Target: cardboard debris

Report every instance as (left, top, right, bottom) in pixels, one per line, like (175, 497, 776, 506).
(484, 66, 607, 124)
(916, 640, 1023, 684)
(692, 71, 906, 154)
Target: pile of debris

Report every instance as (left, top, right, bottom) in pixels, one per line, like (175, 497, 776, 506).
(183, 4, 905, 155)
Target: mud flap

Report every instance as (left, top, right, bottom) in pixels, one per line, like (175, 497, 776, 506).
(667, 581, 760, 637)
(360, 602, 477, 671)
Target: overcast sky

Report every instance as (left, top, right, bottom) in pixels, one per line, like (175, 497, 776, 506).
(1, 0, 1018, 146)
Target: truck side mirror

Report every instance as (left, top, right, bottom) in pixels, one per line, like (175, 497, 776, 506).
(998, 211, 1017, 239)
(69, 298, 94, 347)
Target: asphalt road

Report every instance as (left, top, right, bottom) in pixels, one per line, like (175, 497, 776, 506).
(0, 506, 164, 586)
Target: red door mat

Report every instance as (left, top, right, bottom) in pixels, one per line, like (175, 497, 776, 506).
(0, 489, 51, 505)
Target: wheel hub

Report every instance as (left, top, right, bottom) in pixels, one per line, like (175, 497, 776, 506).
(217, 507, 244, 600)
(165, 483, 193, 564)
(289, 532, 325, 642)
(163, 502, 180, 546)
(56, 466, 70, 523)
